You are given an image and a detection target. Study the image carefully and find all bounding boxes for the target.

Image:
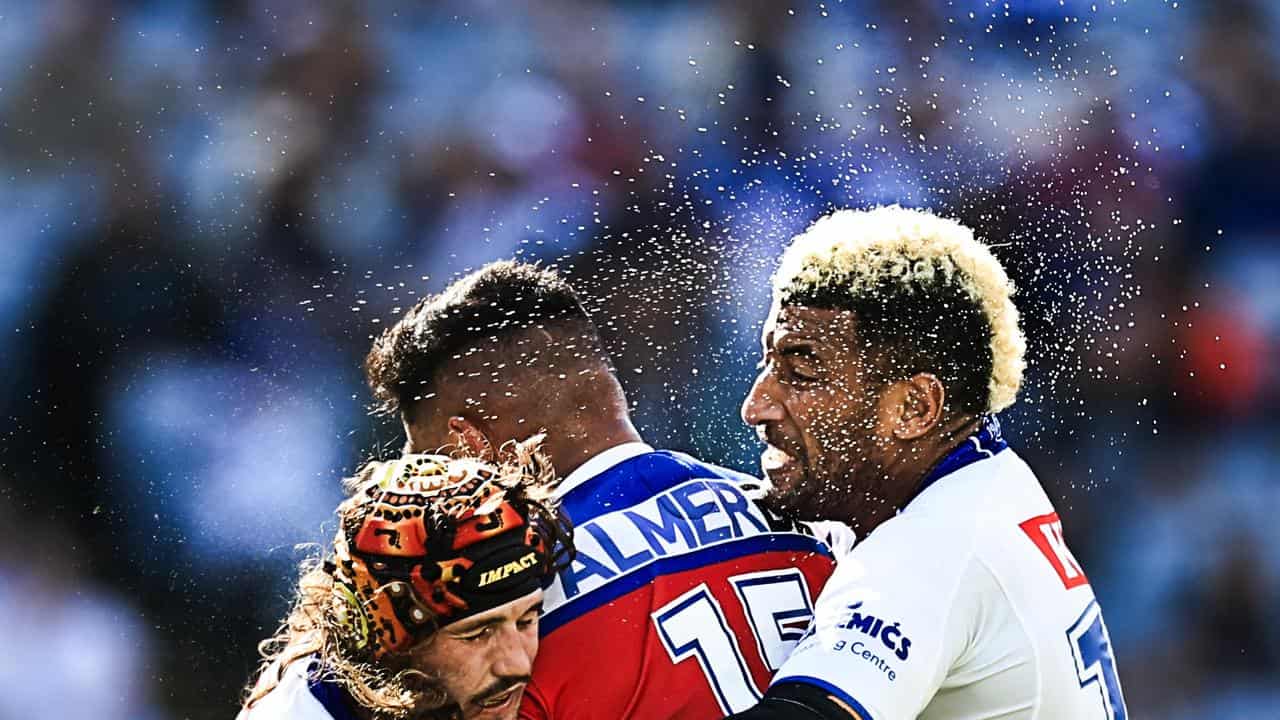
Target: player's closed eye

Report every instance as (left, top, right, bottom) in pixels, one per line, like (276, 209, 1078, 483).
(787, 363, 820, 381)
(459, 626, 494, 643)
(778, 347, 821, 381)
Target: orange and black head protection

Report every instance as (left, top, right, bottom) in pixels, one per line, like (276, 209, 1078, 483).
(328, 453, 570, 660)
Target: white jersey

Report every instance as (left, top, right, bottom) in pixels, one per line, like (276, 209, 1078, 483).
(237, 658, 352, 720)
(772, 421, 1127, 720)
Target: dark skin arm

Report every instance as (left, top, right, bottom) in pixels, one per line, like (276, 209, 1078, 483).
(723, 682, 865, 720)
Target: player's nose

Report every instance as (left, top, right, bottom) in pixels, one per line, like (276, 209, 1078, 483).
(490, 629, 535, 679)
(742, 370, 784, 428)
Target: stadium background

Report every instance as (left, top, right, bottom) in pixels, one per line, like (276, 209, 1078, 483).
(2, 1, 1277, 717)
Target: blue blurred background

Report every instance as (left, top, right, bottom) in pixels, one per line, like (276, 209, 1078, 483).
(2, 0, 1278, 717)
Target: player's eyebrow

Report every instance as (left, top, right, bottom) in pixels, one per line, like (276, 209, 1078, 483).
(779, 343, 818, 358)
(449, 599, 543, 635)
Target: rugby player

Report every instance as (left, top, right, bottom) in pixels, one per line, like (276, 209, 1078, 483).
(239, 448, 572, 720)
(364, 262, 852, 719)
(726, 206, 1127, 719)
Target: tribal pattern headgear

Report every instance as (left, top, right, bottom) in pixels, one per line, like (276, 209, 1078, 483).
(328, 452, 570, 660)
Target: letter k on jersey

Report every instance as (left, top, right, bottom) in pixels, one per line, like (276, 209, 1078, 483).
(1019, 512, 1089, 590)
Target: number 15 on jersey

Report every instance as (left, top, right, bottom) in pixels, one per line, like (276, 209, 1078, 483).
(652, 569, 815, 715)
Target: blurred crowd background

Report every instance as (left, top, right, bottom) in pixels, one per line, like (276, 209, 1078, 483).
(3, 0, 1278, 717)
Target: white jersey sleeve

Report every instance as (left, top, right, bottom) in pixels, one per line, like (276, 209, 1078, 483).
(237, 659, 338, 720)
(770, 513, 987, 720)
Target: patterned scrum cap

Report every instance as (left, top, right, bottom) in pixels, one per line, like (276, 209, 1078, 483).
(328, 453, 565, 660)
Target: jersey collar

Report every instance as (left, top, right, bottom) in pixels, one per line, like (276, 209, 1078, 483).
(553, 441, 655, 499)
(306, 660, 360, 720)
(908, 415, 1008, 505)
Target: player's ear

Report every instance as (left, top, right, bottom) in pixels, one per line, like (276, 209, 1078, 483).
(448, 415, 496, 460)
(892, 373, 945, 440)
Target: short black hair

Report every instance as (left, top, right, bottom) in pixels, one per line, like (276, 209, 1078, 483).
(365, 261, 608, 417)
(783, 277, 994, 416)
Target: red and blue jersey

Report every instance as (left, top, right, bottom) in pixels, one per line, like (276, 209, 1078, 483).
(519, 443, 846, 720)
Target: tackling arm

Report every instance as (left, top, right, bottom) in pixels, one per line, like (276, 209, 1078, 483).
(724, 682, 862, 720)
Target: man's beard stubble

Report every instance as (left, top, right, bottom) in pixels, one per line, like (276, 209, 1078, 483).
(466, 675, 531, 714)
(392, 674, 531, 720)
(760, 441, 895, 534)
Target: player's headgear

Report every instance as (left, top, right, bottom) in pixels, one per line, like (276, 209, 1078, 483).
(328, 452, 570, 660)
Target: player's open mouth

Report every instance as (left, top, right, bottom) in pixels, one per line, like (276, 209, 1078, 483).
(475, 685, 523, 713)
(761, 445, 798, 473)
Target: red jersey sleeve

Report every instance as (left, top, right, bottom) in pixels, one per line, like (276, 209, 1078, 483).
(518, 679, 551, 720)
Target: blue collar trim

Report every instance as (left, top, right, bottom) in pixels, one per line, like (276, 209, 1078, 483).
(307, 665, 360, 720)
(911, 415, 1007, 503)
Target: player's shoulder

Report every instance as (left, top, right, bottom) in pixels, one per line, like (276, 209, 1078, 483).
(566, 447, 758, 501)
(651, 449, 763, 486)
(847, 449, 1045, 572)
(653, 451, 854, 542)
(559, 447, 770, 521)
(846, 505, 978, 588)
(882, 447, 1062, 586)
(237, 659, 340, 720)
(909, 448, 1046, 526)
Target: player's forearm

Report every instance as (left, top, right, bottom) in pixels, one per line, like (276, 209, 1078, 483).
(723, 682, 857, 720)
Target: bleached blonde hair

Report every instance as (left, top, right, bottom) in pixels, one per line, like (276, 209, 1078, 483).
(773, 205, 1025, 413)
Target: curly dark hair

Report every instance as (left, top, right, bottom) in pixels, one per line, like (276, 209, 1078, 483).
(782, 276, 994, 416)
(365, 261, 610, 419)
